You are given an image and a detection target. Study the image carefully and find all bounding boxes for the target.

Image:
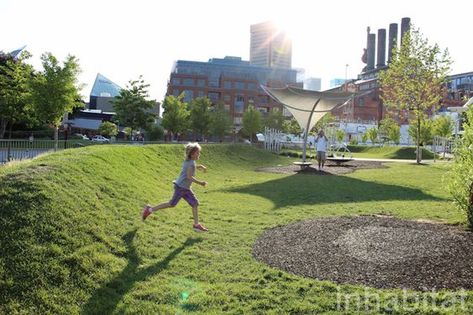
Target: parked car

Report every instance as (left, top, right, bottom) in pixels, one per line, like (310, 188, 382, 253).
(73, 133, 89, 140)
(91, 135, 110, 143)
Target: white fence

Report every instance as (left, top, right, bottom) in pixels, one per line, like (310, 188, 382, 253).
(0, 139, 165, 164)
(0, 140, 68, 164)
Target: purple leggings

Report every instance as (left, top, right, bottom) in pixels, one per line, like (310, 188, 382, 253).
(169, 184, 199, 207)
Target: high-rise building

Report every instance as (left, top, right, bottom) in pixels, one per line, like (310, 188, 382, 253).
(304, 78, 322, 91)
(250, 21, 292, 69)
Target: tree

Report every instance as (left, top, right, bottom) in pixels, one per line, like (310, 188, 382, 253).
(408, 119, 432, 146)
(379, 117, 401, 145)
(242, 105, 261, 142)
(0, 51, 35, 139)
(336, 129, 345, 143)
(378, 27, 451, 163)
(145, 124, 164, 141)
(264, 107, 284, 130)
(433, 115, 454, 138)
(433, 115, 454, 159)
(450, 106, 473, 228)
(113, 76, 156, 136)
(365, 127, 378, 145)
(98, 121, 118, 138)
(282, 117, 302, 135)
(209, 103, 232, 142)
(30, 53, 83, 149)
(189, 97, 211, 140)
(123, 127, 132, 140)
(161, 94, 189, 141)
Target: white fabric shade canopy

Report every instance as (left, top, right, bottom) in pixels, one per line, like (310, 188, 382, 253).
(261, 85, 354, 133)
(261, 85, 354, 162)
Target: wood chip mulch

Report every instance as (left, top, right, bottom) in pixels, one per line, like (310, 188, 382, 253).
(256, 160, 387, 175)
(253, 216, 473, 290)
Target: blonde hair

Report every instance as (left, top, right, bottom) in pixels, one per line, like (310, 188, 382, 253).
(185, 142, 201, 159)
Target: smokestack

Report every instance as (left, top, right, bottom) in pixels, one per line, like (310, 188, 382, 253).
(367, 33, 376, 71)
(376, 29, 386, 68)
(400, 17, 411, 46)
(388, 23, 398, 63)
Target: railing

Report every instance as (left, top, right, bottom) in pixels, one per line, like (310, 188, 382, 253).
(0, 140, 69, 164)
(0, 139, 223, 164)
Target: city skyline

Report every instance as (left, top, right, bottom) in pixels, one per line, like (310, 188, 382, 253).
(1, 0, 471, 102)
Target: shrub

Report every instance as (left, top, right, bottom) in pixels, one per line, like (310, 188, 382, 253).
(450, 107, 473, 228)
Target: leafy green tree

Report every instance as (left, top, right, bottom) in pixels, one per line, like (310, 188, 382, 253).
(145, 124, 164, 141)
(408, 119, 433, 146)
(209, 103, 232, 142)
(450, 106, 473, 228)
(379, 117, 401, 145)
(361, 132, 368, 144)
(433, 115, 454, 138)
(30, 53, 83, 149)
(242, 105, 262, 142)
(433, 115, 454, 159)
(379, 27, 451, 163)
(98, 121, 118, 138)
(282, 117, 302, 135)
(113, 76, 156, 136)
(366, 127, 378, 145)
(0, 51, 34, 139)
(189, 97, 211, 140)
(161, 94, 189, 140)
(123, 127, 132, 140)
(264, 107, 284, 130)
(336, 129, 345, 143)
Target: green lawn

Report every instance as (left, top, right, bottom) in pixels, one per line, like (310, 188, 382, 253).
(0, 144, 470, 314)
(281, 145, 436, 160)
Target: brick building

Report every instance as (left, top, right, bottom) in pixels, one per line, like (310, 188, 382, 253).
(166, 56, 302, 130)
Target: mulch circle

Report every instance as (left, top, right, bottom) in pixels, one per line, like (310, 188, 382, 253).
(253, 216, 473, 290)
(256, 160, 387, 175)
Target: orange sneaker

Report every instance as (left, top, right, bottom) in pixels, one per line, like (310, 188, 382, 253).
(193, 223, 208, 232)
(142, 205, 152, 221)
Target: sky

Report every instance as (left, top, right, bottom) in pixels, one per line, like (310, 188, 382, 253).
(1, 0, 472, 102)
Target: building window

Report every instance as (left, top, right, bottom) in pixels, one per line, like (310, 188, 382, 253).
(235, 82, 245, 90)
(183, 90, 193, 102)
(224, 94, 231, 102)
(248, 83, 257, 90)
(234, 117, 242, 124)
(208, 92, 220, 102)
(183, 78, 194, 86)
(172, 78, 180, 85)
(197, 79, 206, 87)
(358, 97, 365, 106)
(173, 89, 180, 96)
(197, 91, 205, 97)
(224, 104, 231, 111)
(234, 95, 245, 113)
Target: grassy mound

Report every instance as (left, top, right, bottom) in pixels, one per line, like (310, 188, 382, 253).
(0, 144, 283, 313)
(0, 144, 466, 314)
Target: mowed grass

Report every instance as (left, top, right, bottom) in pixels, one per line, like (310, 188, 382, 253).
(281, 145, 435, 160)
(0, 144, 470, 314)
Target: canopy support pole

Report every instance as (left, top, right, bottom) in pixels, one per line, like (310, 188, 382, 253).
(302, 99, 321, 162)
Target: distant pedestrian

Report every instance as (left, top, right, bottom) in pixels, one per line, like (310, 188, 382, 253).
(315, 130, 328, 171)
(141, 142, 209, 232)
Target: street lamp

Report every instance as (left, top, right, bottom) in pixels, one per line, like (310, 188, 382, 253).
(345, 64, 349, 89)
